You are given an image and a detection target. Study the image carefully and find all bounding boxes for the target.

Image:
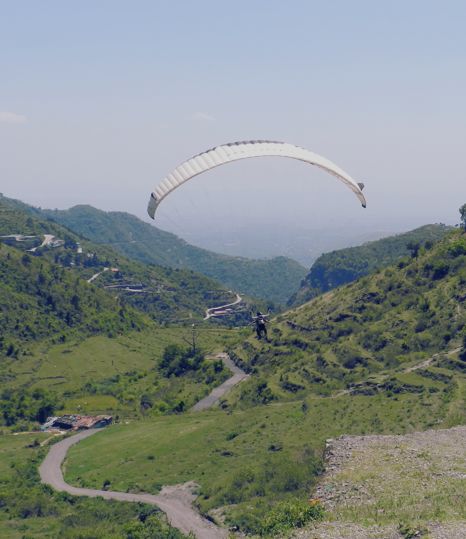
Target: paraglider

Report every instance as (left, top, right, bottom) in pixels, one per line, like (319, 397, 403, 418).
(252, 311, 269, 340)
(147, 140, 366, 219)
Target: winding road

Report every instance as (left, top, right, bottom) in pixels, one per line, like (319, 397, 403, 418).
(87, 267, 109, 283)
(204, 292, 242, 320)
(39, 429, 225, 538)
(39, 353, 247, 538)
(39, 340, 462, 538)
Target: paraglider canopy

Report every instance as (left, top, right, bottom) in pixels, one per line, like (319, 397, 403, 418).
(147, 140, 366, 219)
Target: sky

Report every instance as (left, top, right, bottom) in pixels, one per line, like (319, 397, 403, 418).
(1, 1, 465, 260)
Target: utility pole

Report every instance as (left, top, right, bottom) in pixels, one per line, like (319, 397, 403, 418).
(192, 324, 196, 354)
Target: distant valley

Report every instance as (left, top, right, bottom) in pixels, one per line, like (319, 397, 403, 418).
(42, 205, 307, 306)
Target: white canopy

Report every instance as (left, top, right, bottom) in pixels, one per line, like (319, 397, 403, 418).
(148, 140, 366, 219)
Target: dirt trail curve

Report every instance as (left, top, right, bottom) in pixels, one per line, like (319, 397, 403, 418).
(39, 352, 248, 538)
(331, 346, 463, 399)
(39, 429, 225, 538)
(403, 346, 461, 373)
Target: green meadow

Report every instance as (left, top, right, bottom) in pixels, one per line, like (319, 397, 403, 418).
(1, 327, 242, 424)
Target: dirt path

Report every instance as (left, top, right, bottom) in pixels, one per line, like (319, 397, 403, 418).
(39, 351, 248, 538)
(191, 353, 249, 411)
(39, 429, 225, 538)
(403, 346, 462, 373)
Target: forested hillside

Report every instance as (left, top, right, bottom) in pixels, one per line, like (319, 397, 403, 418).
(0, 195, 239, 429)
(43, 205, 307, 305)
(289, 224, 451, 305)
(0, 244, 147, 357)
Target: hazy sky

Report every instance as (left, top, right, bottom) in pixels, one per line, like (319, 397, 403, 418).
(1, 1, 465, 256)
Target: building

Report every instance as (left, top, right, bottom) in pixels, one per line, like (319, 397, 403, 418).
(41, 414, 113, 431)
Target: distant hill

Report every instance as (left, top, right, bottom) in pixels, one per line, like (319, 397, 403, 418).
(0, 195, 241, 328)
(289, 224, 452, 305)
(42, 205, 307, 305)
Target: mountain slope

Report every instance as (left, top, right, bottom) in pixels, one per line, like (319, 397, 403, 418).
(42, 205, 307, 305)
(229, 228, 466, 403)
(102, 227, 464, 534)
(289, 224, 452, 305)
(0, 195, 239, 426)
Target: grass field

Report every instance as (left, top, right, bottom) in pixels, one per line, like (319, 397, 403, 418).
(8, 327, 240, 391)
(1, 326, 242, 417)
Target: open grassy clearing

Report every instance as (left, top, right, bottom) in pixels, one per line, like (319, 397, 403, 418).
(64, 386, 459, 533)
(7, 328, 239, 391)
(0, 327, 242, 427)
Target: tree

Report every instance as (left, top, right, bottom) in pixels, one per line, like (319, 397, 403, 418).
(460, 332, 466, 361)
(406, 240, 421, 258)
(460, 204, 466, 231)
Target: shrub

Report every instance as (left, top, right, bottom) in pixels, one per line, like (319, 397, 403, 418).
(260, 498, 324, 536)
(447, 238, 466, 257)
(159, 344, 205, 377)
(432, 261, 449, 280)
(343, 355, 368, 370)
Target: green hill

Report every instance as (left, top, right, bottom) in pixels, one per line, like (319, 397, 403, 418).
(42, 205, 307, 305)
(230, 228, 466, 404)
(289, 224, 452, 305)
(0, 243, 147, 358)
(3, 193, 466, 536)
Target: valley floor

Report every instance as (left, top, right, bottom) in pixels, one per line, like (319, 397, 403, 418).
(39, 352, 248, 538)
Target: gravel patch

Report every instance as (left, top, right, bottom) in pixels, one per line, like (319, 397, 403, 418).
(290, 426, 466, 539)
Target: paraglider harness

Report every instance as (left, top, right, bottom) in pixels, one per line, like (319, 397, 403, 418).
(252, 312, 268, 340)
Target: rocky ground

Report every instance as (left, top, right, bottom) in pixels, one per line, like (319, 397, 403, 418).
(291, 426, 466, 539)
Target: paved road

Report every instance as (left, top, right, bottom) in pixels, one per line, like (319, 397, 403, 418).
(191, 353, 249, 411)
(204, 292, 242, 320)
(39, 351, 249, 538)
(87, 267, 109, 283)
